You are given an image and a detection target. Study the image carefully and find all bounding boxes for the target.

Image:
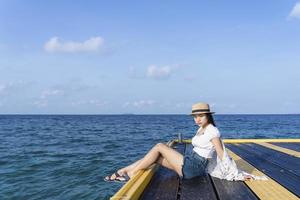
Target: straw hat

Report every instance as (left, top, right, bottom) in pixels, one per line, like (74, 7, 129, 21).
(190, 102, 215, 115)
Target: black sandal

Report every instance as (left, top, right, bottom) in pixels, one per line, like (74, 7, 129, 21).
(104, 171, 122, 182)
(114, 172, 130, 183)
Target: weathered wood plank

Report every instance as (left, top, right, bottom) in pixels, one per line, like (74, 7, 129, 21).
(270, 142, 300, 152)
(227, 143, 300, 197)
(244, 143, 300, 176)
(180, 144, 217, 200)
(211, 176, 258, 200)
(180, 173, 218, 200)
(139, 167, 179, 200)
(139, 142, 184, 200)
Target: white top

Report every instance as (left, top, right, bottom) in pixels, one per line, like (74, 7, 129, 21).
(191, 124, 221, 158)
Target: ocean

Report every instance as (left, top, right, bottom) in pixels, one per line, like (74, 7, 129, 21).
(1, 114, 300, 199)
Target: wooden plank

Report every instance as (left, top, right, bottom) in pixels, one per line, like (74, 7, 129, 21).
(176, 139, 300, 145)
(257, 142, 300, 158)
(180, 144, 217, 200)
(210, 176, 258, 200)
(270, 142, 300, 152)
(139, 167, 179, 200)
(245, 143, 300, 176)
(111, 140, 176, 200)
(139, 142, 183, 200)
(111, 164, 159, 200)
(226, 143, 300, 197)
(182, 143, 256, 200)
(222, 139, 300, 143)
(227, 148, 299, 200)
(180, 173, 218, 200)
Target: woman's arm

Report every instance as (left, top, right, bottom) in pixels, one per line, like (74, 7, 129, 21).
(211, 137, 224, 160)
(211, 137, 254, 180)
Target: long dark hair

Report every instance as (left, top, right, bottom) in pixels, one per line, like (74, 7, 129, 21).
(206, 113, 216, 127)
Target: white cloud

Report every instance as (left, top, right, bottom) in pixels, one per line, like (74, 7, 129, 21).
(33, 100, 48, 108)
(44, 36, 104, 53)
(33, 89, 65, 108)
(71, 99, 108, 107)
(40, 89, 65, 99)
(133, 100, 155, 107)
(129, 64, 185, 80)
(123, 100, 155, 108)
(146, 65, 171, 79)
(0, 81, 30, 96)
(288, 2, 300, 19)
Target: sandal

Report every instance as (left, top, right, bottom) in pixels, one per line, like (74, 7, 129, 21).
(115, 172, 130, 183)
(104, 171, 122, 182)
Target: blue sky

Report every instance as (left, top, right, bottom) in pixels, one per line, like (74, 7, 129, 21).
(0, 0, 300, 114)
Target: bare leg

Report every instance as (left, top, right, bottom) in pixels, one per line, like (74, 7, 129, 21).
(127, 143, 184, 178)
(117, 146, 175, 175)
(118, 158, 143, 174)
(156, 156, 175, 171)
(105, 143, 183, 181)
(119, 155, 174, 174)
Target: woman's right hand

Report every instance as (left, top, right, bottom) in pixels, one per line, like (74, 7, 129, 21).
(244, 174, 254, 181)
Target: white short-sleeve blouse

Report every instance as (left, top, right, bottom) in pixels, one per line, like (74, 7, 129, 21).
(191, 123, 221, 158)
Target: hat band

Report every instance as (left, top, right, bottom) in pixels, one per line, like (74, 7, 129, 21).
(192, 109, 210, 113)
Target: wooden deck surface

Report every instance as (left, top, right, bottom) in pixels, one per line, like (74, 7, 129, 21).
(139, 142, 300, 200)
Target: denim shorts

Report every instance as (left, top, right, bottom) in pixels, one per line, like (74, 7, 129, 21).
(180, 148, 208, 180)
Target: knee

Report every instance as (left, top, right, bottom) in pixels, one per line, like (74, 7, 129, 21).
(154, 142, 166, 150)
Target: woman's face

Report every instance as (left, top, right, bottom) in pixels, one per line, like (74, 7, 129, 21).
(193, 113, 208, 127)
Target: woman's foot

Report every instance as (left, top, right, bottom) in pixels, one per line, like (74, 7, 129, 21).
(126, 170, 136, 179)
(114, 172, 131, 182)
(104, 170, 125, 182)
(113, 170, 134, 182)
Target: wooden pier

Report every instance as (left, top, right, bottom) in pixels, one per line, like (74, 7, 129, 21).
(110, 139, 300, 200)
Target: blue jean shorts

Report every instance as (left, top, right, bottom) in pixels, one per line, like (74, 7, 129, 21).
(180, 147, 208, 180)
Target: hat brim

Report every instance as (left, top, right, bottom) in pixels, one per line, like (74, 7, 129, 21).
(190, 111, 215, 115)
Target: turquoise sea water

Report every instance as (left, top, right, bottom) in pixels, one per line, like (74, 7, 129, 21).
(1, 114, 300, 199)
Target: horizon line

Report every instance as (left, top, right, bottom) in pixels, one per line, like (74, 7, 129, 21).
(0, 113, 299, 115)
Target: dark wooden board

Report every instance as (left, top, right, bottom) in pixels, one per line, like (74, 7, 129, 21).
(139, 167, 180, 200)
(180, 173, 218, 200)
(270, 142, 300, 152)
(226, 143, 300, 197)
(240, 143, 300, 176)
(179, 144, 217, 200)
(211, 176, 258, 200)
(139, 142, 184, 200)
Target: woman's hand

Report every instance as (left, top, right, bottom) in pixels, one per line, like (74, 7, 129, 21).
(244, 174, 254, 181)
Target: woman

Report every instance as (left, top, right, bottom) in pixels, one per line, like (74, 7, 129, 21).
(104, 102, 254, 182)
